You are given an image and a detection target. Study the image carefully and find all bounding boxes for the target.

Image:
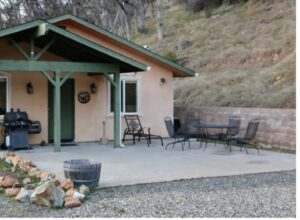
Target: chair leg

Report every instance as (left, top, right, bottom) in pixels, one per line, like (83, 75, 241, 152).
(160, 137, 164, 146)
(188, 140, 191, 149)
(181, 142, 184, 151)
(122, 133, 127, 142)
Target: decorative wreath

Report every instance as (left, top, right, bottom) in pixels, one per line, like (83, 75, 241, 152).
(78, 91, 91, 104)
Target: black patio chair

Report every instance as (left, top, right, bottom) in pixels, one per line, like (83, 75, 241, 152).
(164, 117, 190, 151)
(230, 119, 260, 154)
(224, 116, 241, 151)
(184, 118, 207, 148)
(122, 115, 163, 147)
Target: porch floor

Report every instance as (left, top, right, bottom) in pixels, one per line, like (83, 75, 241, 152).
(11, 140, 295, 188)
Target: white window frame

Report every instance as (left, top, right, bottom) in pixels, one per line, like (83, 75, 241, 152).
(107, 77, 141, 116)
(0, 74, 11, 120)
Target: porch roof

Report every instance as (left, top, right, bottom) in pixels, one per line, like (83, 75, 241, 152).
(0, 19, 148, 73)
(48, 14, 196, 77)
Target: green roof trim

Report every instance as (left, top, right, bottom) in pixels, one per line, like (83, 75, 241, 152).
(48, 14, 195, 77)
(0, 19, 148, 72)
(0, 20, 45, 37)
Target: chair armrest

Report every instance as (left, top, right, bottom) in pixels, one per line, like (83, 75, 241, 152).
(142, 127, 151, 134)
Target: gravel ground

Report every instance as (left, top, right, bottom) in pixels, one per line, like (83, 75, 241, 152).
(0, 170, 295, 218)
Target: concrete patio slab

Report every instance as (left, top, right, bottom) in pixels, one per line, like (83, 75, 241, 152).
(10, 140, 295, 188)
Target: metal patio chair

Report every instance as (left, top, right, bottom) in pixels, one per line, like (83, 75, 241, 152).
(184, 118, 207, 148)
(224, 116, 241, 151)
(164, 117, 190, 151)
(122, 115, 163, 147)
(230, 119, 260, 154)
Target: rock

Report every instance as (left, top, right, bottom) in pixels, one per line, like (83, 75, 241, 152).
(16, 187, 34, 203)
(5, 156, 13, 164)
(4, 152, 15, 157)
(23, 178, 31, 185)
(59, 179, 74, 191)
(18, 160, 35, 172)
(5, 187, 20, 197)
(0, 187, 4, 193)
(40, 172, 49, 179)
(1, 176, 18, 188)
(50, 179, 61, 187)
(11, 156, 22, 167)
(73, 192, 85, 201)
(31, 181, 65, 208)
(66, 188, 77, 197)
(29, 169, 42, 179)
(0, 176, 4, 187)
(64, 197, 81, 208)
(79, 185, 90, 195)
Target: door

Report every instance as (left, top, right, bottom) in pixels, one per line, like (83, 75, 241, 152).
(48, 79, 75, 142)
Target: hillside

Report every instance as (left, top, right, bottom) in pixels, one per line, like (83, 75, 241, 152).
(133, 0, 295, 108)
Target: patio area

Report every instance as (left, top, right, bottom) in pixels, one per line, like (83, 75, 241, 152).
(11, 140, 295, 188)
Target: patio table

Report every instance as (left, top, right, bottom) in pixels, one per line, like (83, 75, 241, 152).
(192, 123, 238, 150)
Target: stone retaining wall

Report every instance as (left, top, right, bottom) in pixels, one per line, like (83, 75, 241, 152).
(174, 106, 296, 150)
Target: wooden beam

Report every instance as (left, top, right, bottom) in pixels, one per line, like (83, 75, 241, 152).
(60, 72, 74, 86)
(0, 60, 119, 73)
(40, 71, 55, 86)
(8, 38, 30, 60)
(104, 72, 116, 87)
(54, 71, 61, 152)
(113, 72, 122, 148)
(34, 38, 56, 60)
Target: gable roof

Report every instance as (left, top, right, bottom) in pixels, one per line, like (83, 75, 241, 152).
(0, 19, 148, 73)
(48, 14, 195, 77)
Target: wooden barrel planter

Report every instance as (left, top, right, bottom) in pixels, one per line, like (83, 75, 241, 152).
(64, 159, 101, 188)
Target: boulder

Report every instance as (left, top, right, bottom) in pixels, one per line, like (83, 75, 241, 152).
(66, 188, 77, 197)
(5, 187, 20, 197)
(16, 187, 34, 203)
(0, 176, 4, 187)
(11, 156, 22, 168)
(4, 152, 15, 158)
(64, 197, 81, 208)
(5, 156, 13, 164)
(1, 176, 18, 188)
(59, 179, 74, 191)
(40, 172, 50, 179)
(31, 181, 65, 208)
(73, 192, 85, 201)
(23, 178, 31, 185)
(50, 179, 61, 187)
(18, 161, 35, 172)
(79, 185, 90, 195)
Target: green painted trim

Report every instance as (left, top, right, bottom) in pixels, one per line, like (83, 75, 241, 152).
(41, 71, 55, 86)
(104, 72, 116, 87)
(8, 38, 30, 60)
(0, 20, 147, 73)
(0, 20, 45, 38)
(60, 72, 74, 86)
(48, 14, 195, 77)
(34, 38, 56, 60)
(54, 71, 61, 152)
(0, 60, 120, 73)
(30, 39, 35, 59)
(113, 72, 121, 148)
(47, 24, 148, 72)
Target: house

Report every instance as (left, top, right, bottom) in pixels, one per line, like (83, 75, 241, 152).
(0, 14, 195, 152)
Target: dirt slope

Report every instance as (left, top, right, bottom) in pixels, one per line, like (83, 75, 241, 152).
(133, 0, 295, 108)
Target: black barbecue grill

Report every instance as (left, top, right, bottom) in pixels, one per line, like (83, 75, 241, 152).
(3, 108, 41, 150)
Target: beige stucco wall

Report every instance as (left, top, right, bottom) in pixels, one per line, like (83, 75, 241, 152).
(0, 23, 174, 144)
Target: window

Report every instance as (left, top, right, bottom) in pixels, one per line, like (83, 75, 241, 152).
(0, 77, 7, 115)
(110, 79, 139, 114)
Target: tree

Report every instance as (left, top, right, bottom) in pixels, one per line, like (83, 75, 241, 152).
(156, 0, 164, 40)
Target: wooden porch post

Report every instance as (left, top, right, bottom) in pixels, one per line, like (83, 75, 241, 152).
(113, 72, 122, 148)
(54, 71, 61, 152)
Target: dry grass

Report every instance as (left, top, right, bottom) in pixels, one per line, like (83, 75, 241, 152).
(134, 0, 295, 108)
